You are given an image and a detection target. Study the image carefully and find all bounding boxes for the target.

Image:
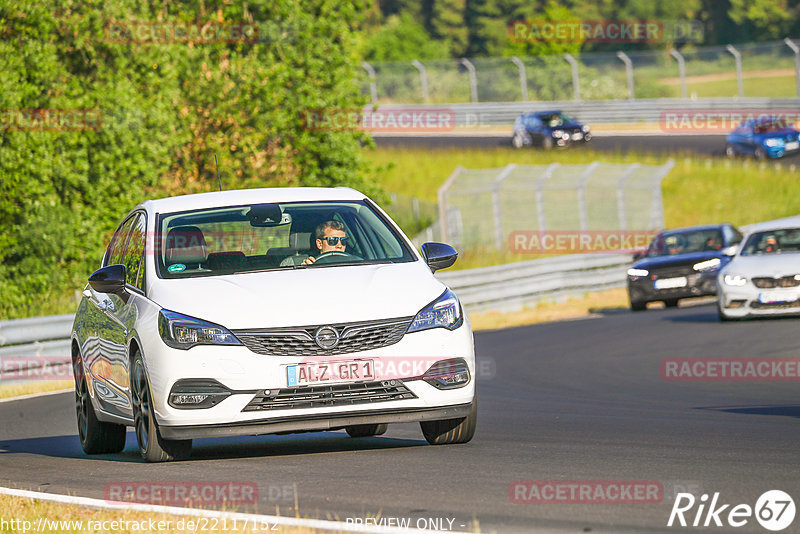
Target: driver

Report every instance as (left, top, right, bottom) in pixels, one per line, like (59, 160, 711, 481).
(302, 220, 348, 265)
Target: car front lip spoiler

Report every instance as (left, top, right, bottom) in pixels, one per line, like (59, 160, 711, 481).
(159, 402, 473, 440)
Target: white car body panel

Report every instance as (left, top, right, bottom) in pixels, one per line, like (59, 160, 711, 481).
(71, 187, 476, 443)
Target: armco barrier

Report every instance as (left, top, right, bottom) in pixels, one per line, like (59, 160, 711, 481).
(370, 98, 800, 129)
(0, 254, 631, 376)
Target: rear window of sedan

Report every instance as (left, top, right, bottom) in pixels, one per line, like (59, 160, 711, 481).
(155, 200, 415, 278)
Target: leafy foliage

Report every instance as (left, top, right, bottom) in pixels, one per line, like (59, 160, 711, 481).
(0, 0, 378, 319)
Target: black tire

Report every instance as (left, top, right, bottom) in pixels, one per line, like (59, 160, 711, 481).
(74, 360, 126, 455)
(725, 144, 736, 158)
(664, 299, 680, 308)
(131, 353, 191, 462)
(630, 299, 646, 312)
(420, 395, 477, 445)
(345, 423, 388, 437)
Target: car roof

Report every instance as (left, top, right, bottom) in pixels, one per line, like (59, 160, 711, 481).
(742, 214, 800, 234)
(659, 223, 731, 234)
(136, 187, 367, 215)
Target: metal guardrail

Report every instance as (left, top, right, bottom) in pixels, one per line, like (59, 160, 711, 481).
(436, 253, 631, 312)
(0, 254, 632, 375)
(373, 98, 800, 127)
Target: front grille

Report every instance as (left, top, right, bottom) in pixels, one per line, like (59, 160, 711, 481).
(752, 276, 800, 289)
(233, 317, 414, 357)
(651, 265, 694, 278)
(242, 380, 416, 411)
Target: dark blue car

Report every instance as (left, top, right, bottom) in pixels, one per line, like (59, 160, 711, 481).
(725, 117, 800, 159)
(512, 110, 591, 149)
(627, 223, 743, 311)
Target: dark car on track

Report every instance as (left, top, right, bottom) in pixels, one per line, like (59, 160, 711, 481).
(627, 223, 743, 311)
(512, 110, 591, 149)
(725, 117, 800, 159)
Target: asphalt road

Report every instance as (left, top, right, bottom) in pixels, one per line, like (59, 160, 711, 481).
(374, 134, 784, 159)
(2, 303, 800, 533)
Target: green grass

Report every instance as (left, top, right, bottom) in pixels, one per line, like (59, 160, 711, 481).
(684, 75, 797, 98)
(368, 146, 800, 269)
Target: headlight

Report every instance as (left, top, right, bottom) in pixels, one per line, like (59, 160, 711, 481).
(582, 125, 590, 132)
(159, 309, 242, 350)
(407, 288, 463, 333)
(722, 274, 747, 287)
(693, 258, 721, 271)
(627, 268, 649, 277)
(552, 129, 564, 138)
(764, 138, 782, 147)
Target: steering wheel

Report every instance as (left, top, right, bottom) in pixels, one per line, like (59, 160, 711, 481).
(313, 251, 362, 265)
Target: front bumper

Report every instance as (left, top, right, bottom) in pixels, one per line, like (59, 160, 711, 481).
(628, 271, 717, 302)
(160, 402, 473, 440)
(718, 284, 800, 317)
(139, 320, 476, 433)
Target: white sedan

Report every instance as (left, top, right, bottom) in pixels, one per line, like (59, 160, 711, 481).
(717, 216, 800, 320)
(71, 187, 477, 461)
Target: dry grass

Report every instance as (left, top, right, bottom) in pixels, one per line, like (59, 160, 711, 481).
(468, 288, 629, 331)
(0, 493, 332, 533)
(0, 380, 73, 401)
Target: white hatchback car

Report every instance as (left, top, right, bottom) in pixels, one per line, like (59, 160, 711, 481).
(717, 215, 800, 320)
(71, 188, 477, 461)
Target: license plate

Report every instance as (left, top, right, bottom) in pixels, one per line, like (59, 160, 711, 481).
(286, 359, 375, 387)
(786, 141, 799, 150)
(654, 277, 687, 290)
(758, 291, 798, 304)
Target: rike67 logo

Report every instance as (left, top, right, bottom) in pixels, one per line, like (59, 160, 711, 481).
(668, 490, 795, 531)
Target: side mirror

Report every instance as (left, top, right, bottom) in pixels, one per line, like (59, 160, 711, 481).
(420, 242, 458, 273)
(89, 264, 127, 295)
(721, 245, 739, 257)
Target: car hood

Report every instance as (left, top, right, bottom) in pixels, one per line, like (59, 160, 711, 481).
(723, 254, 800, 277)
(148, 261, 445, 329)
(633, 251, 723, 270)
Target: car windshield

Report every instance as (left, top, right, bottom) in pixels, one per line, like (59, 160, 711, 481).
(155, 200, 415, 278)
(752, 118, 792, 133)
(740, 228, 800, 256)
(539, 112, 573, 127)
(647, 229, 724, 257)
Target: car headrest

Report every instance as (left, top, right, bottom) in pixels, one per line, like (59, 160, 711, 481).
(206, 251, 246, 271)
(166, 225, 208, 265)
(289, 232, 312, 250)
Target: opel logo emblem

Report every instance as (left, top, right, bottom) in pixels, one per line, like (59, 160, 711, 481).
(314, 326, 340, 350)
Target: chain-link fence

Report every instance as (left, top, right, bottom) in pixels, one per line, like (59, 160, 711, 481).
(362, 39, 800, 103)
(414, 161, 673, 252)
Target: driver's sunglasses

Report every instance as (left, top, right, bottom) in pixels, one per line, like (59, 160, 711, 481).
(321, 236, 348, 246)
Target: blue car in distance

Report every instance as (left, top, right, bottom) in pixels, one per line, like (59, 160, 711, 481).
(512, 110, 591, 149)
(725, 117, 800, 159)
